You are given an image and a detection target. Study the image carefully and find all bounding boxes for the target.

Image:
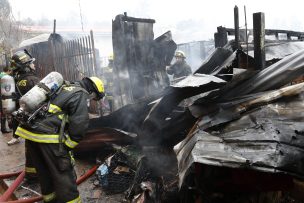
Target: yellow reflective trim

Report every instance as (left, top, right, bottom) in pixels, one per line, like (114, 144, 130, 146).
(63, 86, 75, 91)
(43, 192, 56, 202)
(18, 80, 27, 87)
(64, 136, 78, 148)
(48, 104, 62, 114)
(67, 195, 81, 203)
(25, 167, 37, 173)
(69, 151, 75, 166)
(19, 55, 27, 60)
(16, 127, 60, 143)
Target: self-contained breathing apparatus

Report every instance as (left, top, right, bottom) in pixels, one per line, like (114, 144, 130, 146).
(1, 74, 16, 114)
(12, 72, 64, 126)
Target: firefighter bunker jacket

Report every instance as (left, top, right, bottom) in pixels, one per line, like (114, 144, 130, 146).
(15, 83, 89, 202)
(167, 60, 192, 79)
(16, 71, 40, 96)
(16, 83, 89, 148)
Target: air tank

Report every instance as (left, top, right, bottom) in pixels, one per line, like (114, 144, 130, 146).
(1, 75, 16, 114)
(19, 72, 64, 113)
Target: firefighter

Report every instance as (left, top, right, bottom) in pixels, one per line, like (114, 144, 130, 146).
(15, 76, 105, 203)
(7, 50, 40, 145)
(0, 66, 13, 133)
(166, 50, 192, 83)
(8, 50, 40, 183)
(102, 53, 115, 113)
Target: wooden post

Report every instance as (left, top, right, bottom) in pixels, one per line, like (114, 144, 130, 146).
(214, 26, 228, 48)
(234, 6, 240, 50)
(48, 19, 57, 71)
(253, 12, 265, 70)
(4, 53, 9, 67)
(244, 6, 249, 69)
(53, 19, 56, 34)
(90, 30, 97, 76)
(275, 32, 279, 40)
(234, 5, 240, 69)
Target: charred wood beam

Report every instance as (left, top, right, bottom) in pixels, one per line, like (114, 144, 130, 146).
(234, 6, 240, 50)
(121, 12, 155, 23)
(75, 128, 135, 152)
(234, 6, 240, 70)
(214, 26, 228, 48)
(253, 12, 265, 70)
(226, 28, 304, 40)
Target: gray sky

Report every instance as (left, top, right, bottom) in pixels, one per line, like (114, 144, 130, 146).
(9, 0, 304, 56)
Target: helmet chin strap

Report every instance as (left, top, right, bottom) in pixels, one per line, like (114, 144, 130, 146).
(89, 92, 97, 100)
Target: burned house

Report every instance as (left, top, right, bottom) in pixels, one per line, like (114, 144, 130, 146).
(82, 11, 304, 203)
(111, 13, 177, 110)
(3, 8, 304, 203)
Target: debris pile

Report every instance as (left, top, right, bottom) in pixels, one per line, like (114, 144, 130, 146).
(82, 41, 304, 202)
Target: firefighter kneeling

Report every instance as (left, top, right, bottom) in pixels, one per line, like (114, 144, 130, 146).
(14, 76, 105, 203)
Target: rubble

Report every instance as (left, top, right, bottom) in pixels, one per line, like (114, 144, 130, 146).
(3, 10, 304, 203)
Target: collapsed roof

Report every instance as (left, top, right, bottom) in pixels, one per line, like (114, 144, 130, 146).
(174, 47, 304, 188)
(83, 33, 304, 191)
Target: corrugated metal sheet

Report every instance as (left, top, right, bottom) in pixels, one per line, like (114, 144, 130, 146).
(247, 41, 304, 60)
(176, 90, 304, 187)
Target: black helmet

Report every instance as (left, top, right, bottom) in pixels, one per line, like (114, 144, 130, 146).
(10, 50, 35, 71)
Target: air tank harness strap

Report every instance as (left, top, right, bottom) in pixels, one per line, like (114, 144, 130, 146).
(1, 95, 15, 99)
(37, 82, 52, 96)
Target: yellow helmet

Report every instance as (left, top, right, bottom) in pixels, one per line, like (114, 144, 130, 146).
(175, 50, 186, 58)
(87, 76, 105, 100)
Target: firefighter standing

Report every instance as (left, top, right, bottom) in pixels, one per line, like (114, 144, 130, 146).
(7, 50, 40, 145)
(0, 66, 13, 133)
(15, 76, 105, 203)
(7, 50, 40, 182)
(166, 50, 192, 83)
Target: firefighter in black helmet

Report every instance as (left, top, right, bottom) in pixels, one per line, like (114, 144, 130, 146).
(8, 49, 40, 145)
(8, 50, 40, 184)
(15, 76, 105, 203)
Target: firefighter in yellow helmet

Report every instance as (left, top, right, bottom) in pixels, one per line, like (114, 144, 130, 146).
(166, 50, 192, 82)
(15, 76, 105, 203)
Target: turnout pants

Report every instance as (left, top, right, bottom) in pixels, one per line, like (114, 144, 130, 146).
(26, 140, 81, 203)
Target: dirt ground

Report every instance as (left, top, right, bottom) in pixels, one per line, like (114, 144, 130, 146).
(0, 131, 124, 202)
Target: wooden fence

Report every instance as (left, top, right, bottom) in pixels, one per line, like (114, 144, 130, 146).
(20, 31, 101, 114)
(26, 31, 98, 81)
